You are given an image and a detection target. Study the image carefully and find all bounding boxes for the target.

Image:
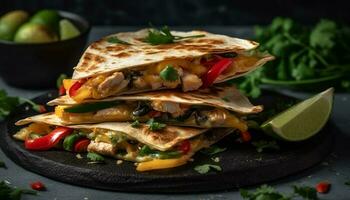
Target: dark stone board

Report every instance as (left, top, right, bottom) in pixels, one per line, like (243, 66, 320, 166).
(0, 91, 334, 193)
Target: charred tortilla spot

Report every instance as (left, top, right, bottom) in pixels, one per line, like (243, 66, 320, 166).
(80, 53, 106, 71)
(106, 45, 128, 52)
(112, 52, 130, 58)
(195, 38, 225, 45)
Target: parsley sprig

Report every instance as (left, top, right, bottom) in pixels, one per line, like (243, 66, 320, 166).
(144, 26, 205, 45)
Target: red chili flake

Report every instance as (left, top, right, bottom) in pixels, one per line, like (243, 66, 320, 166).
(241, 131, 252, 142)
(316, 181, 331, 193)
(30, 181, 46, 191)
(38, 105, 47, 113)
(59, 85, 66, 96)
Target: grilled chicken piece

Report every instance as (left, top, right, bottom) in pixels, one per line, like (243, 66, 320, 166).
(151, 101, 188, 117)
(181, 73, 203, 92)
(97, 72, 129, 97)
(88, 141, 116, 157)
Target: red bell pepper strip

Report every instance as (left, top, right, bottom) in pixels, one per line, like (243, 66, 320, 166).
(59, 85, 66, 96)
(240, 131, 252, 142)
(201, 58, 233, 88)
(74, 138, 90, 153)
(69, 79, 87, 97)
(25, 127, 73, 150)
(30, 181, 46, 191)
(177, 140, 191, 154)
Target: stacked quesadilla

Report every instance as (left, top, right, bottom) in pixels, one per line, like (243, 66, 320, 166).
(14, 29, 273, 171)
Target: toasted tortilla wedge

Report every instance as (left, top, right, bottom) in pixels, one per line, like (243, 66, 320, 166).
(49, 86, 262, 114)
(73, 29, 265, 80)
(16, 113, 209, 151)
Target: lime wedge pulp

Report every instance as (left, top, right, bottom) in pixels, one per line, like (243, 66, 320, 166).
(261, 88, 334, 141)
(59, 19, 80, 40)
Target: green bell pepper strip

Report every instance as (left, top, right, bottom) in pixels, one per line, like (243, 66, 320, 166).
(64, 101, 121, 113)
(63, 133, 81, 151)
(138, 145, 182, 159)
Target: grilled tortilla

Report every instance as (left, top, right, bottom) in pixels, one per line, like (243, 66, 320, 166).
(48, 86, 262, 130)
(14, 114, 234, 171)
(64, 29, 274, 102)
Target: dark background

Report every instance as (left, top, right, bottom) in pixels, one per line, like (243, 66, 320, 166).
(1, 0, 349, 26)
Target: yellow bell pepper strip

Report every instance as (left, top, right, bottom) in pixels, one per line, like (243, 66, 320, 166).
(136, 156, 189, 172)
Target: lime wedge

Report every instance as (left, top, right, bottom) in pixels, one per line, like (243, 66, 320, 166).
(59, 19, 80, 40)
(261, 88, 334, 141)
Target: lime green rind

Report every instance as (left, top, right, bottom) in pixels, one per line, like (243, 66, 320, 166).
(261, 88, 334, 141)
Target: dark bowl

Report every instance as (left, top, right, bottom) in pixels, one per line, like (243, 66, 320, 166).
(0, 10, 90, 89)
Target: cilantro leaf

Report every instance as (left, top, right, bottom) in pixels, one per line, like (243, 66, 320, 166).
(147, 118, 166, 131)
(194, 164, 222, 174)
(107, 36, 130, 45)
(144, 25, 205, 45)
(240, 184, 290, 200)
(200, 145, 227, 155)
(293, 185, 318, 200)
(131, 120, 140, 128)
(0, 181, 37, 200)
(87, 152, 105, 162)
(159, 65, 179, 81)
(252, 140, 280, 153)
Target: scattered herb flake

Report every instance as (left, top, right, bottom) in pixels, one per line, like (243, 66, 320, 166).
(345, 181, 350, 186)
(252, 140, 280, 153)
(194, 164, 222, 174)
(147, 118, 166, 131)
(87, 152, 105, 163)
(200, 145, 227, 155)
(107, 36, 130, 45)
(159, 65, 179, 81)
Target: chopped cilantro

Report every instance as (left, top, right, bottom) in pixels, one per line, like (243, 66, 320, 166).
(200, 145, 227, 155)
(194, 164, 222, 174)
(252, 140, 280, 153)
(131, 120, 141, 128)
(159, 65, 179, 81)
(107, 36, 130, 45)
(87, 152, 105, 162)
(144, 25, 205, 45)
(0, 181, 37, 200)
(147, 118, 166, 131)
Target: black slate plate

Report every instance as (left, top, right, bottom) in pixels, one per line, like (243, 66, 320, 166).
(0, 91, 334, 193)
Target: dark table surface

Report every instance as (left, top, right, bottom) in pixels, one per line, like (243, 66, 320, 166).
(0, 26, 349, 200)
